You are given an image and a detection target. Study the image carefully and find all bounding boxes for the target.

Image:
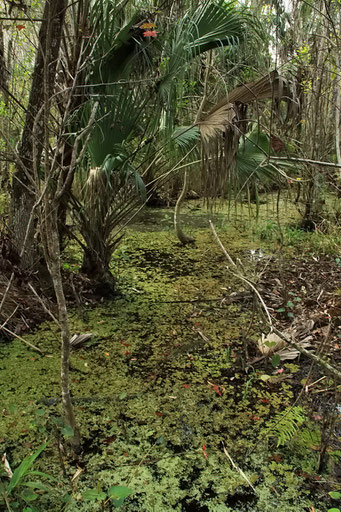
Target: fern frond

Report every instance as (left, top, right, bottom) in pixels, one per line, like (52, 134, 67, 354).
(263, 406, 306, 447)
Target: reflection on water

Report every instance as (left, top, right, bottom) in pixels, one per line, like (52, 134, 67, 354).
(129, 206, 227, 232)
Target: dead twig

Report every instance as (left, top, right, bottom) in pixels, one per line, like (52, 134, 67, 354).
(0, 305, 19, 330)
(0, 325, 43, 354)
(209, 220, 341, 383)
(222, 443, 256, 492)
(28, 283, 58, 325)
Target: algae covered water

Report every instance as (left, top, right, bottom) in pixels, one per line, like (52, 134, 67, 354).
(1, 201, 340, 511)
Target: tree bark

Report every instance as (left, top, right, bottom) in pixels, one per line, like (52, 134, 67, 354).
(174, 170, 195, 245)
(10, 0, 67, 268)
(40, 202, 81, 452)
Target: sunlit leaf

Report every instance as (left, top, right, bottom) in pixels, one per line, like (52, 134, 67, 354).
(140, 23, 156, 29)
(83, 489, 106, 501)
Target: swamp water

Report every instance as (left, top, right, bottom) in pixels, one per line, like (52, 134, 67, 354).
(0, 201, 331, 511)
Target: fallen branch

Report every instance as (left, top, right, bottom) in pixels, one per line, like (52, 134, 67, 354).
(222, 443, 256, 492)
(209, 220, 341, 383)
(28, 283, 58, 325)
(270, 156, 341, 169)
(0, 325, 43, 354)
(209, 220, 272, 326)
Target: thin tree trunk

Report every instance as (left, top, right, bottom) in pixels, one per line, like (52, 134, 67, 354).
(335, 52, 341, 167)
(174, 170, 195, 245)
(10, 0, 67, 268)
(174, 52, 212, 244)
(40, 203, 81, 452)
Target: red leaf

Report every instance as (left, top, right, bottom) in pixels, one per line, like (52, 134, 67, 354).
(269, 453, 283, 462)
(183, 384, 190, 389)
(270, 134, 285, 152)
(312, 414, 323, 421)
(260, 398, 270, 404)
(102, 435, 117, 445)
(16, 25, 25, 30)
(210, 384, 222, 396)
(202, 445, 208, 460)
(252, 415, 261, 421)
(119, 340, 130, 347)
(143, 30, 157, 37)
(155, 411, 163, 417)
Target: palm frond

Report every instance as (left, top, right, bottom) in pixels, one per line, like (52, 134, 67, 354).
(185, 1, 247, 56)
(82, 86, 145, 167)
(198, 72, 296, 198)
(158, 1, 249, 99)
(172, 126, 200, 151)
(198, 103, 236, 143)
(87, 1, 155, 86)
(199, 71, 292, 142)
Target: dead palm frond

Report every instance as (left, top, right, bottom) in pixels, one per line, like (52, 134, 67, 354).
(196, 70, 296, 197)
(198, 103, 236, 144)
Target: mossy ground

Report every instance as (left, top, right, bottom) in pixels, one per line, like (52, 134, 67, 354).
(1, 197, 340, 511)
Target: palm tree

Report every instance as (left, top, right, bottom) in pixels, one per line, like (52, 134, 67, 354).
(173, 70, 297, 243)
(68, 0, 253, 290)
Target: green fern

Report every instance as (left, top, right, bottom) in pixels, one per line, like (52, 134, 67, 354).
(263, 406, 306, 447)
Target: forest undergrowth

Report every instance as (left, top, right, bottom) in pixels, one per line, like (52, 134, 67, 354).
(1, 200, 341, 511)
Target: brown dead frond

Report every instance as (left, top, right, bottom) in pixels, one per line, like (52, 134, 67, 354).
(197, 102, 235, 143)
(196, 70, 295, 198)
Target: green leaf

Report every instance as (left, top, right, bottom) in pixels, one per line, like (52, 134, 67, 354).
(36, 409, 45, 416)
(20, 489, 39, 502)
(22, 481, 49, 491)
(62, 493, 71, 503)
(327, 509, 341, 512)
(83, 489, 107, 501)
(287, 312, 295, 319)
(119, 392, 127, 400)
(7, 443, 48, 494)
(286, 301, 295, 308)
(271, 354, 281, 368)
(260, 374, 271, 382)
(61, 425, 74, 438)
(108, 486, 133, 499)
(51, 416, 64, 427)
(276, 307, 285, 312)
(329, 491, 341, 499)
(108, 486, 133, 508)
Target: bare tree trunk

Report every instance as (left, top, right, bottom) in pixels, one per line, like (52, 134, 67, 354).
(40, 203, 81, 451)
(174, 170, 195, 245)
(335, 54, 341, 167)
(10, 0, 67, 268)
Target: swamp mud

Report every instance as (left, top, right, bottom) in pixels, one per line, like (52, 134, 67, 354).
(1, 200, 341, 511)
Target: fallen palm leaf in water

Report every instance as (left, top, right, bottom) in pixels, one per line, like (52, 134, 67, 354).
(258, 320, 314, 360)
(70, 333, 93, 348)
